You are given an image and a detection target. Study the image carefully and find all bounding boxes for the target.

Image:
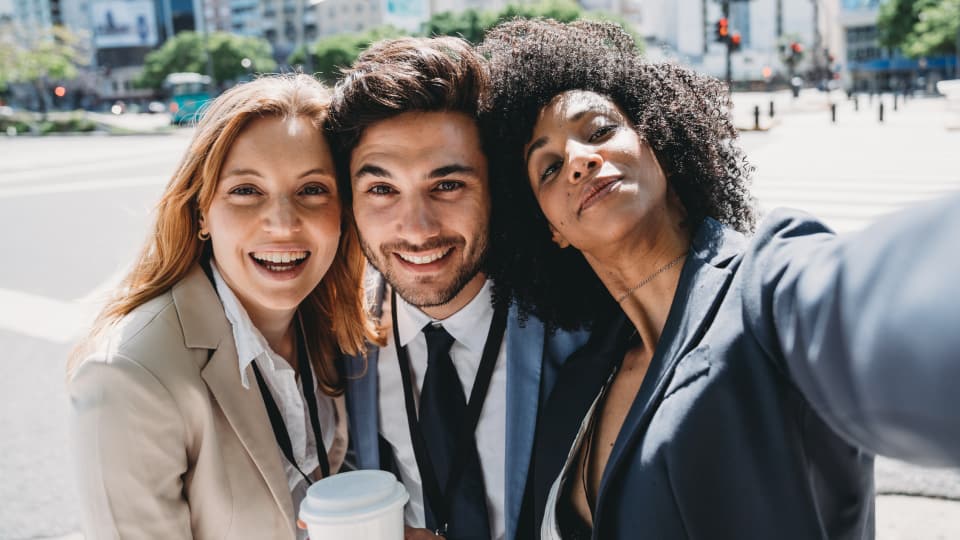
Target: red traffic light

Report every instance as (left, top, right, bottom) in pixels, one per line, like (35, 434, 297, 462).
(790, 42, 803, 54)
(715, 17, 729, 42)
(731, 33, 741, 46)
(54, 86, 66, 97)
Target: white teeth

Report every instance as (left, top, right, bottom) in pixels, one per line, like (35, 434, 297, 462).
(397, 249, 450, 265)
(252, 251, 308, 264)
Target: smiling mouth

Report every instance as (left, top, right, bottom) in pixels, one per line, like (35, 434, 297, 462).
(395, 247, 454, 266)
(579, 177, 620, 214)
(249, 251, 310, 272)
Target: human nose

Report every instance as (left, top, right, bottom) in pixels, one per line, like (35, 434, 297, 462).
(566, 141, 603, 184)
(263, 195, 302, 235)
(398, 194, 440, 243)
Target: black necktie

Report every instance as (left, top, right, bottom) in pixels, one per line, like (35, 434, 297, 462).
(419, 324, 491, 539)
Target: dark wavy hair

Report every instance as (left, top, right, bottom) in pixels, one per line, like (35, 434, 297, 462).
(478, 18, 757, 331)
(327, 35, 488, 205)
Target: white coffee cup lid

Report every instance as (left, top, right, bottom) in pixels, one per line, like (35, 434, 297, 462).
(299, 470, 409, 524)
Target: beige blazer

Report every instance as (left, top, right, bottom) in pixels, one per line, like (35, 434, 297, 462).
(68, 265, 347, 540)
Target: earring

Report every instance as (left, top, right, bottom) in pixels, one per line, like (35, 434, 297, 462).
(198, 229, 210, 241)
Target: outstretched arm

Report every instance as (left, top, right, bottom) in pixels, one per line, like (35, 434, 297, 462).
(742, 193, 960, 466)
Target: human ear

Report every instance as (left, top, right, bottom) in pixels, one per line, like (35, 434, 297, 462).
(549, 224, 571, 249)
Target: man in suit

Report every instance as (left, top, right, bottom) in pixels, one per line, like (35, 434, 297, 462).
(327, 37, 588, 540)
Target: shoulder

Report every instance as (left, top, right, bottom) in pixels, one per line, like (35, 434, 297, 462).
(72, 290, 209, 398)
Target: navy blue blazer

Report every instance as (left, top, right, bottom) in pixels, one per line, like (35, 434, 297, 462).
(531, 195, 960, 539)
(342, 277, 589, 540)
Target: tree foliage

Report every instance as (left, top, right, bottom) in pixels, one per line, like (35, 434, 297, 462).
(138, 31, 275, 90)
(878, 0, 959, 57)
(293, 0, 641, 84)
(290, 26, 408, 82)
(0, 25, 88, 91)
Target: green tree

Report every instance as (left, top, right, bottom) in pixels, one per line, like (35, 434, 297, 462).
(138, 31, 275, 90)
(878, 0, 958, 57)
(290, 26, 408, 83)
(292, 1, 643, 84)
(0, 25, 88, 113)
(421, 0, 642, 48)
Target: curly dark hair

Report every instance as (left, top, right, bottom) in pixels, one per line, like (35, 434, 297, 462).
(478, 18, 757, 331)
(327, 35, 488, 205)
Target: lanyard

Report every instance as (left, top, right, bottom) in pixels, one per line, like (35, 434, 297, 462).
(392, 289, 508, 536)
(253, 314, 331, 484)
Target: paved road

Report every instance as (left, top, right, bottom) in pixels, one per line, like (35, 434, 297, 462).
(1, 98, 959, 539)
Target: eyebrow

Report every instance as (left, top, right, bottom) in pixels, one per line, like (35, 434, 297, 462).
(222, 167, 333, 180)
(353, 163, 477, 181)
(524, 107, 610, 164)
(429, 164, 476, 179)
(298, 168, 334, 179)
(221, 167, 263, 179)
(353, 164, 391, 179)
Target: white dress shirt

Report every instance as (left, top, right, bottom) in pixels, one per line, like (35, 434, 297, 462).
(378, 280, 507, 540)
(211, 261, 337, 532)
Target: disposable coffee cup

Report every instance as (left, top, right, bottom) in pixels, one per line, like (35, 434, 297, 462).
(299, 470, 409, 540)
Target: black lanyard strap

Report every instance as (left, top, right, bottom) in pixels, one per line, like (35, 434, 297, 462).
(253, 314, 331, 485)
(392, 289, 508, 535)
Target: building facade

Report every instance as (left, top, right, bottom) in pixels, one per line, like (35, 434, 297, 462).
(637, 0, 843, 84)
(841, 0, 957, 93)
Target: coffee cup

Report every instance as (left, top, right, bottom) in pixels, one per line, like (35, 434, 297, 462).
(299, 470, 409, 540)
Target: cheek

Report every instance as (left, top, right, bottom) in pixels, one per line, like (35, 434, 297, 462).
(307, 209, 343, 250)
(206, 204, 258, 255)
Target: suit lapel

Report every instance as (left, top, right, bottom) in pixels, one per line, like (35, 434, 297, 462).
(594, 220, 742, 528)
(343, 346, 381, 470)
(172, 265, 297, 537)
(503, 304, 544, 540)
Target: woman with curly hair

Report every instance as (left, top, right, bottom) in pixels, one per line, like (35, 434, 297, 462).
(67, 74, 377, 539)
(479, 19, 960, 539)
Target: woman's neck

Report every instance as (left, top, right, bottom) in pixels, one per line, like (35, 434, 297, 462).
(585, 216, 690, 356)
(247, 307, 298, 369)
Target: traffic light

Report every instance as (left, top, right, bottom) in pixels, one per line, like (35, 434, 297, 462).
(790, 42, 803, 55)
(715, 18, 729, 42)
(54, 86, 66, 98)
(730, 33, 742, 52)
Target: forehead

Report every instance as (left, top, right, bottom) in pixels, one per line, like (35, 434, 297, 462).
(351, 111, 486, 171)
(224, 115, 331, 164)
(537, 90, 624, 126)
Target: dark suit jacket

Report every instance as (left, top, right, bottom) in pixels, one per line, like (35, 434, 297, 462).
(530, 195, 960, 539)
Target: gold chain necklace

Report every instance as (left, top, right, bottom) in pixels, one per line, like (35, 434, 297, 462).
(615, 253, 687, 304)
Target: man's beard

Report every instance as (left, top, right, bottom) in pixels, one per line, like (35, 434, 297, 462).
(360, 234, 487, 309)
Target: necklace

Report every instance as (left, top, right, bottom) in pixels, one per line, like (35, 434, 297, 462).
(615, 252, 687, 304)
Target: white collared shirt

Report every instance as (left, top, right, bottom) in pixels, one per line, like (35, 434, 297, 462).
(378, 280, 507, 540)
(210, 261, 336, 523)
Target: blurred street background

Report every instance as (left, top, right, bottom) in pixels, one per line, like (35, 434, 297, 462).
(3, 0, 960, 538)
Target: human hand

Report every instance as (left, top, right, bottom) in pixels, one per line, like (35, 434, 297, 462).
(405, 525, 443, 539)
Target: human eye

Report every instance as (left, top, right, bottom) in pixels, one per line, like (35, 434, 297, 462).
(434, 180, 463, 192)
(366, 184, 396, 196)
(228, 185, 261, 196)
(539, 160, 562, 183)
(588, 124, 618, 142)
(299, 183, 330, 196)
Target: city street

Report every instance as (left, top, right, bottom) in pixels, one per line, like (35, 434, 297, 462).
(1, 95, 959, 539)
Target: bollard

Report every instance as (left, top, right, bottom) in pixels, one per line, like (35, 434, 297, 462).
(893, 93, 899, 111)
(854, 96, 859, 112)
(831, 103, 837, 123)
(754, 105, 760, 130)
(769, 100, 775, 118)
(879, 102, 884, 122)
